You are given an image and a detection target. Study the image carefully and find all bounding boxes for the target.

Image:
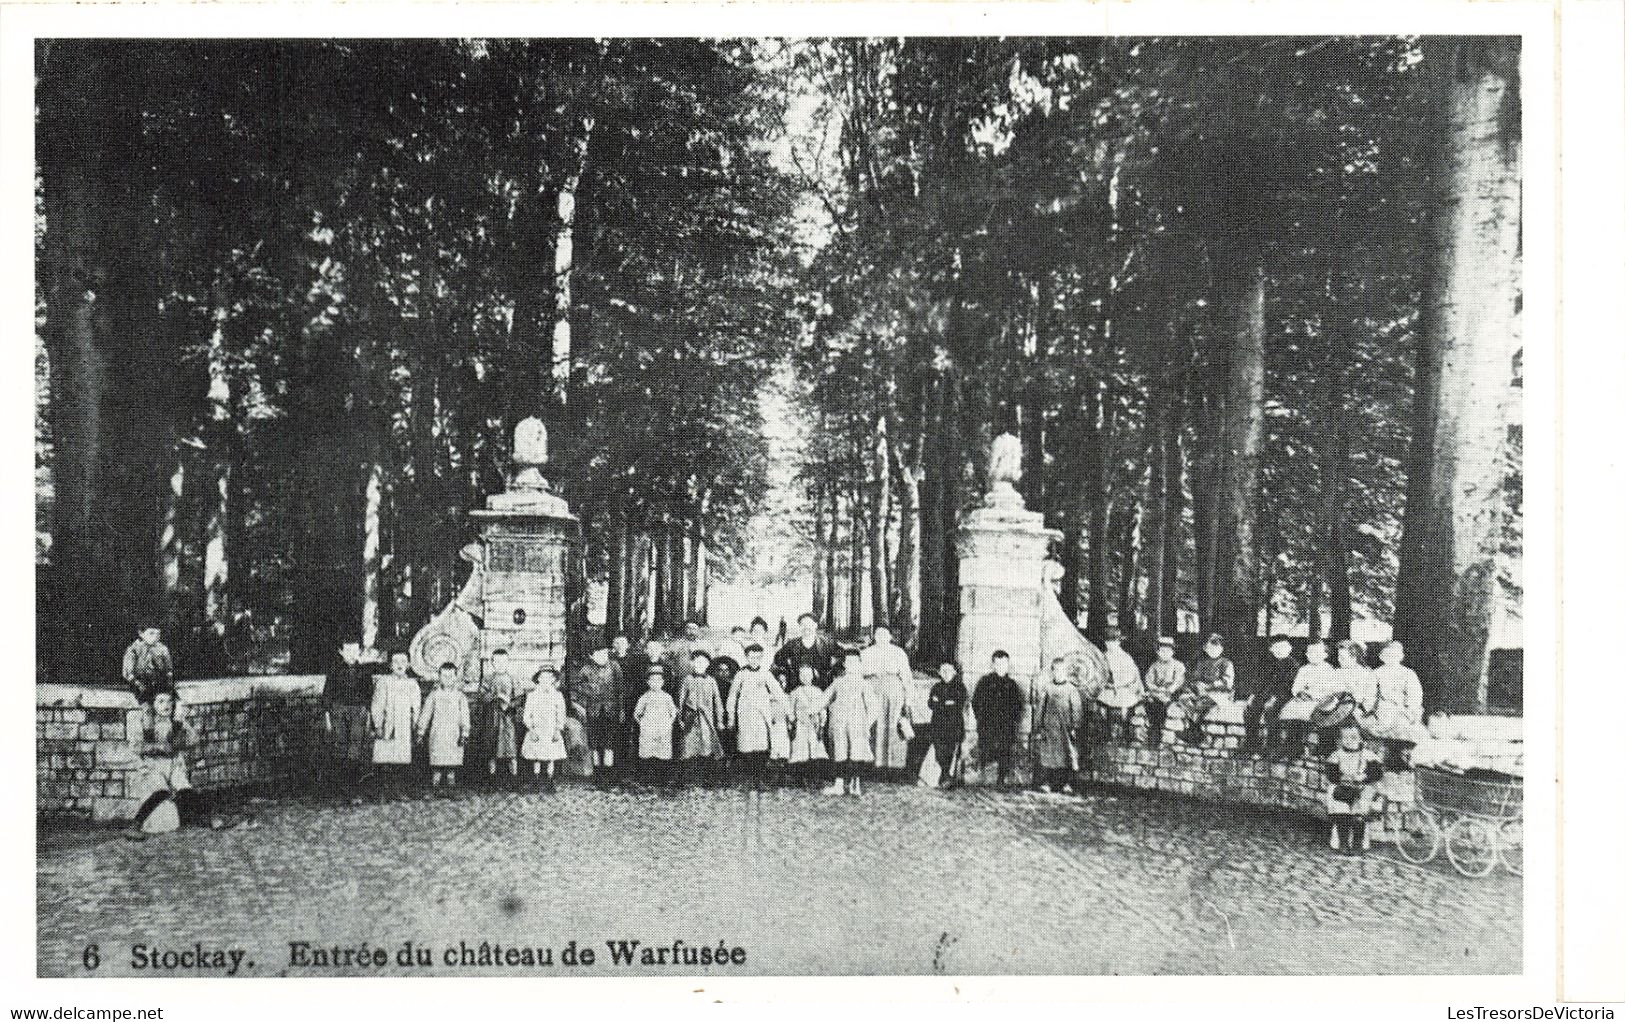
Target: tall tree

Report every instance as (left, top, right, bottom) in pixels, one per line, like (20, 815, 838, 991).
(1396, 37, 1522, 713)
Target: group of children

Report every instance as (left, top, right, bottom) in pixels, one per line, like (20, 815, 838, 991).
(114, 610, 1426, 854)
(1085, 628, 1427, 855)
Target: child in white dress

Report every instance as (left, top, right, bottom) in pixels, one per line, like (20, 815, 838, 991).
(521, 666, 568, 791)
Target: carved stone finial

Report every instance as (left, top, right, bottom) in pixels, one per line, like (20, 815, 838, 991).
(511, 417, 550, 493)
(514, 416, 548, 467)
(985, 432, 1025, 509)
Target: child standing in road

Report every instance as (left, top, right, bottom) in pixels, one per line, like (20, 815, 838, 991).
(676, 650, 725, 784)
(786, 662, 828, 787)
(1324, 722, 1385, 854)
(418, 662, 472, 788)
(481, 649, 520, 779)
(633, 665, 678, 787)
(820, 655, 879, 797)
(521, 666, 568, 790)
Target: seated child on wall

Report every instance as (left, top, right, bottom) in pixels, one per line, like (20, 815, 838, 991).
(1323, 722, 1384, 855)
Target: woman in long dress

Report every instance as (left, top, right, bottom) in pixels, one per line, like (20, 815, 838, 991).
(370, 652, 422, 786)
(861, 626, 914, 777)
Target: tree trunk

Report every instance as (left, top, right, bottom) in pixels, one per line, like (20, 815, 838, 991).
(1115, 491, 1144, 636)
(869, 416, 891, 630)
(39, 52, 130, 677)
(1148, 355, 1187, 637)
(1396, 37, 1522, 714)
(848, 490, 865, 635)
(1190, 364, 1223, 632)
(548, 115, 594, 416)
(632, 528, 653, 637)
(1212, 264, 1268, 646)
(158, 453, 186, 625)
(203, 283, 233, 632)
(893, 419, 924, 649)
(1020, 279, 1048, 511)
(811, 478, 827, 622)
(936, 369, 964, 662)
(361, 462, 383, 652)
(668, 521, 687, 633)
(695, 520, 709, 627)
(1082, 380, 1114, 637)
(606, 509, 624, 636)
(1321, 403, 1354, 642)
(824, 483, 840, 631)
(652, 524, 669, 636)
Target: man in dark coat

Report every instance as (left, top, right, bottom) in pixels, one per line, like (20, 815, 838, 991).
(771, 612, 837, 689)
(1244, 636, 1299, 757)
(971, 650, 1023, 787)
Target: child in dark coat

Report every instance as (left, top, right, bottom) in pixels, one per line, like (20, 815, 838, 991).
(1324, 722, 1385, 854)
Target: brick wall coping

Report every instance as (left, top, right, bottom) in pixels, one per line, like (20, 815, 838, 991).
(37, 675, 327, 709)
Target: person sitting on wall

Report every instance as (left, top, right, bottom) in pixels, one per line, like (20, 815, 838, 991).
(123, 623, 175, 731)
(1244, 636, 1298, 758)
(1140, 637, 1186, 746)
(1282, 639, 1340, 758)
(1177, 633, 1234, 745)
(1096, 627, 1144, 743)
(128, 690, 196, 836)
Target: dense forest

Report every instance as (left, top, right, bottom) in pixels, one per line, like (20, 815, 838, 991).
(35, 36, 1522, 712)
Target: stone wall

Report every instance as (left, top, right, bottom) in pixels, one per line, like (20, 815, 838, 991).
(958, 696, 1522, 819)
(37, 677, 325, 823)
(1083, 702, 1328, 814)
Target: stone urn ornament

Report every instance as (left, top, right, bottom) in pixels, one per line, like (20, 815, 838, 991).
(984, 432, 1026, 510)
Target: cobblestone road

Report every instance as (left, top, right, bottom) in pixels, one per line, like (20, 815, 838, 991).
(38, 778, 1519, 977)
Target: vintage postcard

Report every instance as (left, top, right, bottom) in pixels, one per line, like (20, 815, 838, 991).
(6, 0, 1608, 1010)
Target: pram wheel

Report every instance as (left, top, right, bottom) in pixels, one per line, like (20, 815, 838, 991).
(1498, 819, 1523, 876)
(1395, 808, 1442, 864)
(1445, 817, 1499, 877)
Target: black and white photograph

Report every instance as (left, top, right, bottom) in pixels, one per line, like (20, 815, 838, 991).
(13, 0, 1582, 996)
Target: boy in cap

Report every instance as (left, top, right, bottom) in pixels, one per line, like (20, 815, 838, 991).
(1140, 637, 1186, 746)
(123, 623, 176, 734)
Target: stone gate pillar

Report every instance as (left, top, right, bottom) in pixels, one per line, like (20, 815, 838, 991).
(955, 433, 1061, 692)
(410, 416, 579, 687)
